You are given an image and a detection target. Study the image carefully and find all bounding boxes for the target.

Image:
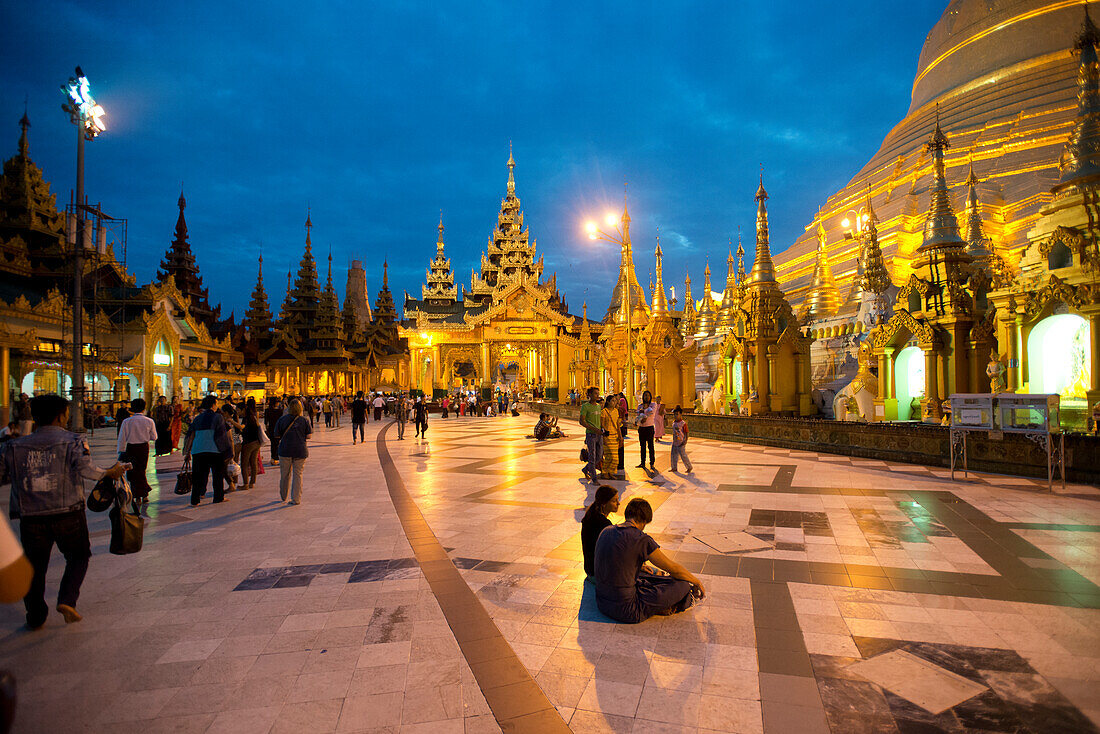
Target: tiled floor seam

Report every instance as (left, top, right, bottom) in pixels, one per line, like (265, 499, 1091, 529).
(375, 423, 572, 734)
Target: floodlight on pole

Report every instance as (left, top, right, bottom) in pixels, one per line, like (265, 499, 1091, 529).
(60, 66, 106, 432)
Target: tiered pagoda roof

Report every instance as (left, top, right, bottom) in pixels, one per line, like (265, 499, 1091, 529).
(422, 213, 458, 304)
(157, 190, 219, 323)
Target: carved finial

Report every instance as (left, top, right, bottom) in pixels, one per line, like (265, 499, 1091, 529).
(18, 105, 30, 157)
(749, 171, 776, 285)
(305, 208, 313, 248)
(506, 143, 516, 196)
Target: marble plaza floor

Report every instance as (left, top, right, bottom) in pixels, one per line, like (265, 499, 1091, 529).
(1, 412, 1099, 733)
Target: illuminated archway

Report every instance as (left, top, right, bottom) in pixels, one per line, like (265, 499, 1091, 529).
(894, 346, 925, 420)
(1027, 313, 1091, 405)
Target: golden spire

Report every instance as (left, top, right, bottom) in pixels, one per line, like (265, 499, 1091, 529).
(695, 258, 716, 336)
(651, 230, 669, 318)
(856, 184, 891, 299)
(736, 227, 746, 283)
(437, 209, 446, 255)
(304, 208, 313, 251)
(964, 163, 993, 262)
(918, 105, 966, 253)
(748, 172, 777, 284)
(603, 197, 648, 324)
(717, 235, 739, 330)
(804, 221, 841, 320)
(1057, 3, 1100, 190)
(507, 142, 516, 197)
(680, 270, 696, 339)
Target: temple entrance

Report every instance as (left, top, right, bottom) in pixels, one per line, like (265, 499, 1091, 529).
(450, 359, 477, 390)
(498, 360, 522, 388)
(894, 346, 925, 420)
(1027, 313, 1091, 406)
(153, 339, 173, 399)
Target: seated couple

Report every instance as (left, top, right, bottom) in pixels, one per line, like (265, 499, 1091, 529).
(581, 487, 705, 623)
(530, 413, 565, 440)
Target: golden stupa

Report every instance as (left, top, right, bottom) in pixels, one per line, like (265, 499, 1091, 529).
(775, 0, 1092, 307)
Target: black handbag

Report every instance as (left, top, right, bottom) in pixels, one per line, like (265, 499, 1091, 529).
(174, 457, 192, 495)
(109, 497, 144, 555)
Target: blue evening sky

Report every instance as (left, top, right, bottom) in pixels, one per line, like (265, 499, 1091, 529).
(1, 1, 945, 321)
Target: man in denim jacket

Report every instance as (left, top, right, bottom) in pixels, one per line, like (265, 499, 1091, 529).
(0, 394, 126, 629)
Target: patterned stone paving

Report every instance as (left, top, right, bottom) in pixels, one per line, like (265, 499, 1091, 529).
(0, 410, 1098, 733)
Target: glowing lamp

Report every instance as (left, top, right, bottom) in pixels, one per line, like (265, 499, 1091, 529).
(62, 69, 106, 138)
(841, 218, 850, 229)
(584, 221, 597, 234)
(605, 213, 617, 227)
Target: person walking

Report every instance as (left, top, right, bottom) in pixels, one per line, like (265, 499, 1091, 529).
(183, 395, 233, 506)
(579, 387, 603, 484)
(151, 396, 173, 457)
(1, 394, 127, 628)
(441, 395, 450, 419)
(350, 391, 368, 445)
(372, 393, 385, 422)
(274, 399, 311, 505)
(239, 401, 263, 490)
(117, 398, 157, 506)
(600, 395, 621, 480)
(264, 397, 283, 466)
(413, 397, 429, 438)
(395, 394, 408, 439)
(322, 396, 333, 428)
(113, 400, 129, 439)
(333, 394, 343, 427)
(670, 406, 693, 473)
(636, 390, 657, 471)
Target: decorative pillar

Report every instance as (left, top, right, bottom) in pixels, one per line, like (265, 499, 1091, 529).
(1090, 314, 1100, 394)
(923, 349, 940, 421)
(0, 347, 8, 424)
(1014, 314, 1025, 391)
(877, 353, 889, 399)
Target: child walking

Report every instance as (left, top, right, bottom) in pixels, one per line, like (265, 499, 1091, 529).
(671, 406, 693, 473)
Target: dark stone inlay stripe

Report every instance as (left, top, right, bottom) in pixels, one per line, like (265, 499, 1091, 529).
(375, 422, 570, 734)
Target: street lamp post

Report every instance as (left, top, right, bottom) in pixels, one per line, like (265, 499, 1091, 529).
(585, 208, 635, 405)
(61, 67, 105, 432)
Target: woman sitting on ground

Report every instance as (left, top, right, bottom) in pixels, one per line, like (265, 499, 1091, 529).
(592, 497, 706, 623)
(581, 485, 619, 579)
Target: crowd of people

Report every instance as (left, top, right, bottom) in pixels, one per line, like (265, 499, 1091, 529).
(576, 386, 690, 482)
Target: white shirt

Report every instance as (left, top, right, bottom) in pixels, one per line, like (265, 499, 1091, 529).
(117, 412, 159, 453)
(372, 397, 384, 408)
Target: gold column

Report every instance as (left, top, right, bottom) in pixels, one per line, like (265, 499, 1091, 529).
(1004, 317, 1018, 393)
(884, 346, 895, 399)
(924, 349, 939, 418)
(1014, 314, 1025, 391)
(877, 353, 889, 399)
(1090, 314, 1100, 394)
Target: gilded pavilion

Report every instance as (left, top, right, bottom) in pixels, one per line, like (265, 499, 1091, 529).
(401, 151, 697, 408)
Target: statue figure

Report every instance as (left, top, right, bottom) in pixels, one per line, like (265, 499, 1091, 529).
(986, 349, 1007, 393)
(940, 398, 952, 426)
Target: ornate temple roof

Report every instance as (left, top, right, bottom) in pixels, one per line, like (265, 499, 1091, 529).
(748, 176, 778, 287)
(464, 148, 547, 305)
(242, 254, 273, 339)
(694, 260, 716, 336)
(422, 213, 458, 304)
(157, 190, 219, 323)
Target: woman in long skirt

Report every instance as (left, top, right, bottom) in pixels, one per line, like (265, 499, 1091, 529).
(152, 395, 174, 456)
(654, 396, 666, 442)
(170, 395, 183, 450)
(600, 395, 621, 479)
